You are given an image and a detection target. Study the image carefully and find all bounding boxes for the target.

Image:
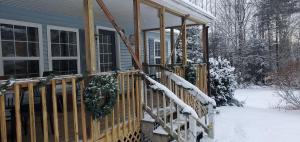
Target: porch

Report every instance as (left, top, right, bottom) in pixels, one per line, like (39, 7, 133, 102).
(0, 0, 214, 142)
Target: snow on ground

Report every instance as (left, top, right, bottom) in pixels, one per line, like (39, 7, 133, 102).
(215, 86, 300, 142)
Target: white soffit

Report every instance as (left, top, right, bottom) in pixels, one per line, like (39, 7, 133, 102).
(0, 0, 198, 31)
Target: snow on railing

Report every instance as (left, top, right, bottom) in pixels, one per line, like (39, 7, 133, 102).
(165, 71, 216, 106)
(142, 72, 205, 141)
(165, 71, 215, 138)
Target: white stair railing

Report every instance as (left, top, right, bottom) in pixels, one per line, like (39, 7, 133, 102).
(164, 71, 216, 139)
(142, 73, 208, 142)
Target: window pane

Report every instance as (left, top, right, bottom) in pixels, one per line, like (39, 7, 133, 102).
(15, 60, 27, 75)
(51, 30, 59, 43)
(28, 42, 39, 57)
(3, 60, 15, 75)
(15, 41, 28, 56)
(51, 44, 60, 56)
(155, 58, 161, 64)
(69, 32, 77, 44)
(60, 44, 69, 56)
(61, 60, 69, 74)
(14, 25, 27, 41)
(1, 24, 14, 40)
(28, 60, 39, 74)
(52, 60, 60, 72)
(69, 44, 77, 56)
(69, 60, 77, 73)
(2, 41, 15, 57)
(27, 27, 39, 42)
(60, 31, 68, 43)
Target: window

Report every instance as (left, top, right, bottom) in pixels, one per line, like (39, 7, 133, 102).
(0, 20, 41, 78)
(97, 29, 116, 72)
(154, 40, 161, 64)
(48, 26, 80, 75)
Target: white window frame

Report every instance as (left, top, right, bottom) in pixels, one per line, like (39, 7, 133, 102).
(47, 25, 81, 74)
(0, 18, 43, 76)
(96, 26, 120, 72)
(154, 39, 161, 64)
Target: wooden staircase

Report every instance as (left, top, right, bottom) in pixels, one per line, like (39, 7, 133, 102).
(140, 71, 215, 142)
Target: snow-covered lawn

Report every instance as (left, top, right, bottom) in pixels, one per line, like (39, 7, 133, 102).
(215, 86, 300, 142)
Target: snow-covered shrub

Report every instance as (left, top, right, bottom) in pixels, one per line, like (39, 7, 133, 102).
(277, 88, 300, 110)
(273, 61, 300, 109)
(209, 57, 237, 106)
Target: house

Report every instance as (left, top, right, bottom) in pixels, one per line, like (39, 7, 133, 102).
(0, 0, 216, 142)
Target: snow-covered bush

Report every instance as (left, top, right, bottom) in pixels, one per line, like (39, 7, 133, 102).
(209, 57, 237, 106)
(273, 61, 300, 109)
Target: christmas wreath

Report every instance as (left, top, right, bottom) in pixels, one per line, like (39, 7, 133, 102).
(0, 78, 15, 96)
(84, 74, 118, 119)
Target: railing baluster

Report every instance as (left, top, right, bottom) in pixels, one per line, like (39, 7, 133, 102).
(135, 74, 141, 128)
(176, 105, 181, 139)
(121, 74, 126, 136)
(40, 86, 49, 142)
(184, 116, 188, 142)
(62, 79, 69, 142)
(14, 84, 22, 142)
(80, 81, 87, 142)
(156, 91, 159, 116)
(28, 83, 36, 142)
(116, 75, 121, 139)
(150, 89, 154, 110)
(127, 74, 132, 133)
(0, 93, 7, 142)
(105, 116, 109, 142)
(111, 108, 115, 142)
(51, 80, 59, 142)
(132, 74, 136, 129)
(170, 100, 174, 134)
(71, 78, 79, 142)
(163, 93, 167, 126)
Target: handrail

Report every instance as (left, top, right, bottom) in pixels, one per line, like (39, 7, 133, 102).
(165, 71, 215, 106)
(140, 72, 210, 141)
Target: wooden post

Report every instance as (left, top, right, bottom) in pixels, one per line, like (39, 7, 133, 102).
(83, 0, 97, 74)
(202, 25, 210, 96)
(14, 84, 22, 142)
(0, 95, 7, 142)
(134, 0, 141, 69)
(143, 31, 148, 65)
(182, 17, 187, 66)
(159, 7, 166, 66)
(170, 28, 175, 65)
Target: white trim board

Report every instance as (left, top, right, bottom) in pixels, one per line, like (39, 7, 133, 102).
(47, 25, 81, 74)
(0, 18, 44, 77)
(96, 25, 120, 72)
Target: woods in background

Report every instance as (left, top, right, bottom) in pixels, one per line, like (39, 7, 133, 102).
(209, 0, 300, 85)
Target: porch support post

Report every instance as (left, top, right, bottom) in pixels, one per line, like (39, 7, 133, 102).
(182, 17, 187, 66)
(170, 28, 175, 65)
(202, 25, 210, 96)
(143, 31, 148, 64)
(133, 0, 141, 69)
(83, 0, 97, 74)
(159, 7, 166, 66)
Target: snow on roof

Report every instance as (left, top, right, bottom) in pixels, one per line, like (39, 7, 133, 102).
(165, 71, 216, 106)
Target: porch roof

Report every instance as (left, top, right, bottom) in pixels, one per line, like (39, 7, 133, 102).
(0, 0, 210, 32)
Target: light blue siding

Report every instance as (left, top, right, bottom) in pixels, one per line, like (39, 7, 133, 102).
(0, 5, 135, 73)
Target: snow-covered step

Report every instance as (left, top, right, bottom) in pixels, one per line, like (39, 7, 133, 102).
(152, 126, 172, 142)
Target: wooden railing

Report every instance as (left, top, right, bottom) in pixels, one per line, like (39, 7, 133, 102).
(142, 75, 205, 142)
(0, 70, 142, 142)
(144, 64, 208, 94)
